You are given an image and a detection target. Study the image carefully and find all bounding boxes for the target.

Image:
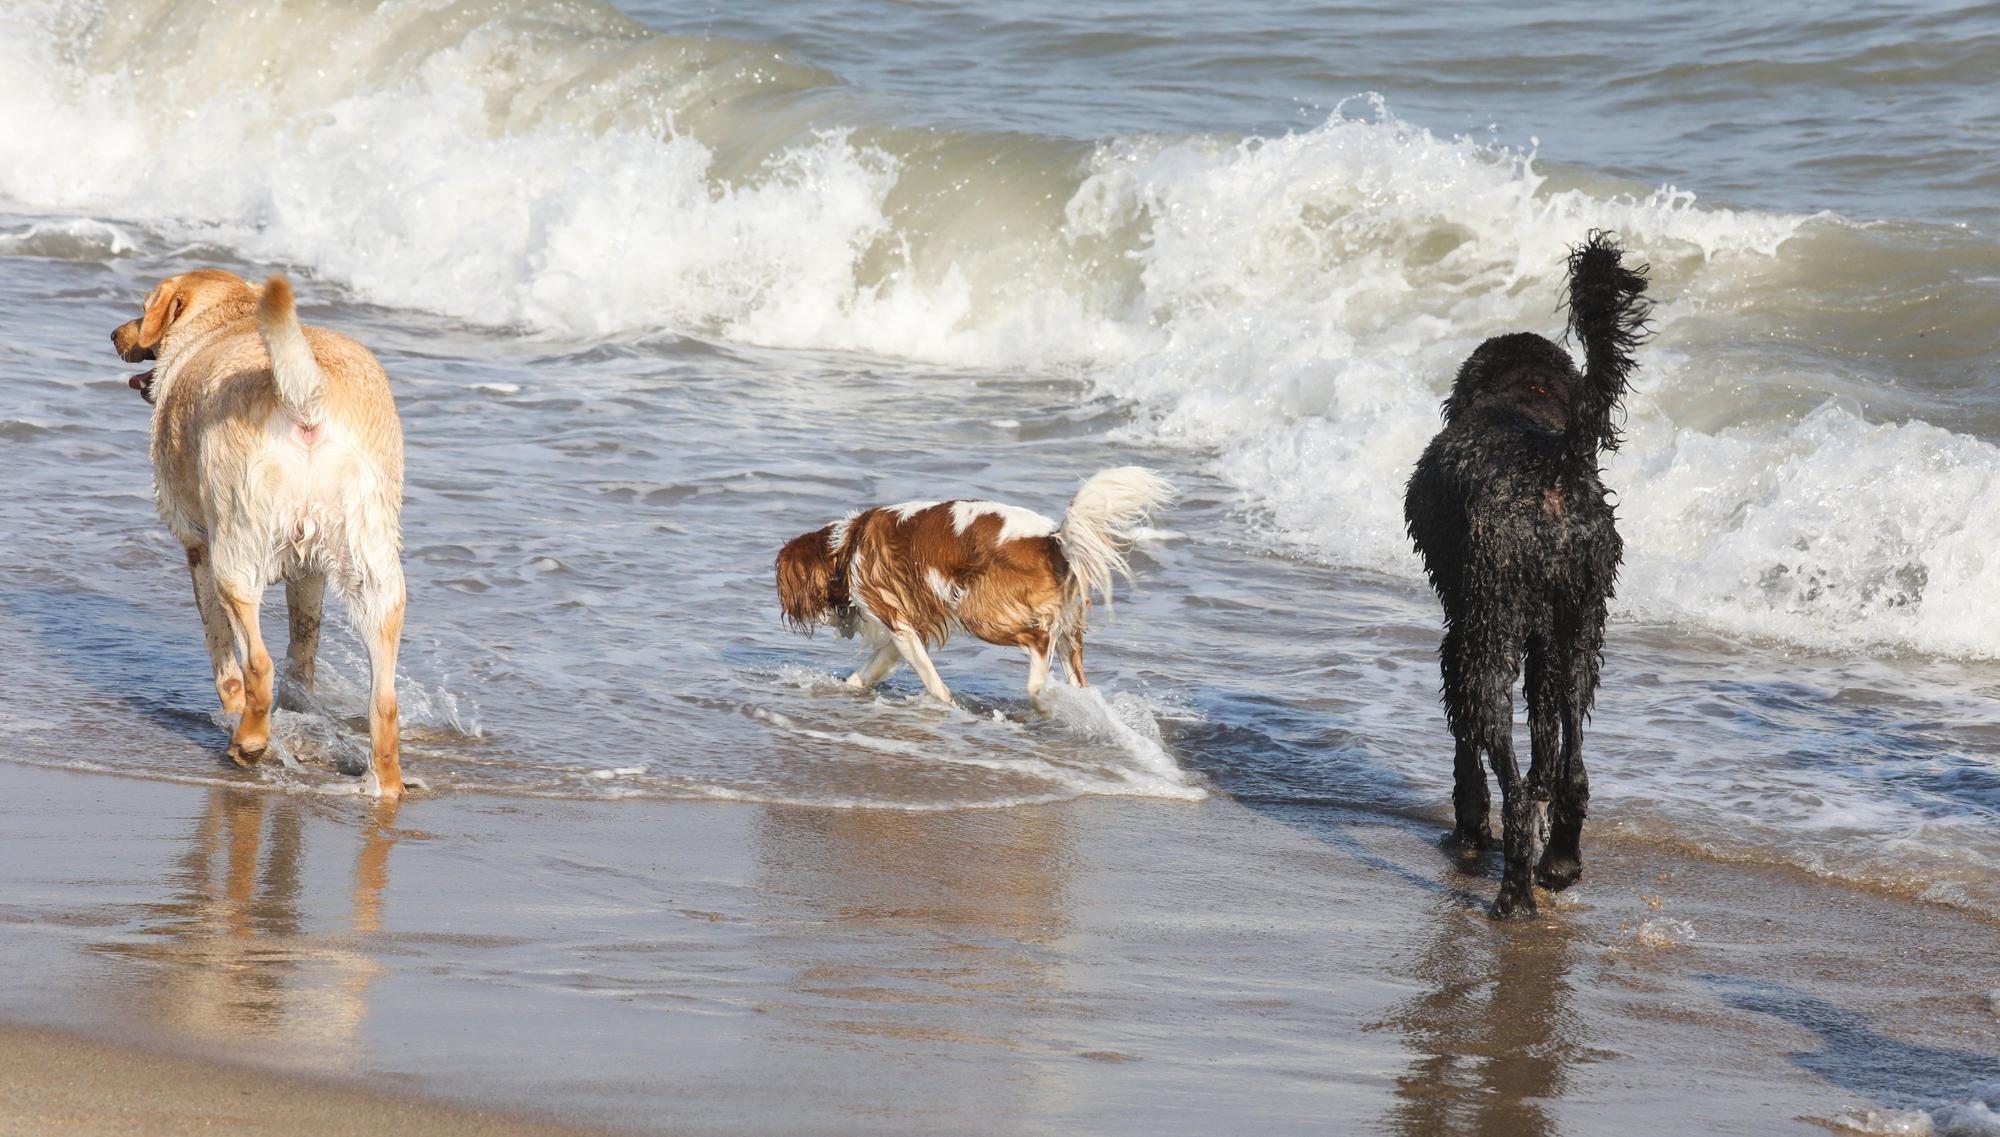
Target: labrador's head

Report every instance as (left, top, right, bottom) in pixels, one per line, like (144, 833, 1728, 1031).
(111, 270, 256, 402)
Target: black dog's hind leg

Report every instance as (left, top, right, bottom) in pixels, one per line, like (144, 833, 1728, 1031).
(1536, 704, 1588, 892)
(1487, 709, 1539, 919)
(1439, 625, 1493, 852)
(1454, 633, 1535, 917)
(1538, 622, 1601, 891)
(1450, 736, 1492, 853)
(1519, 638, 1563, 901)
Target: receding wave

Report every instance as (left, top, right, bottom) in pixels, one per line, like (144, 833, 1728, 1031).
(4, 0, 2000, 657)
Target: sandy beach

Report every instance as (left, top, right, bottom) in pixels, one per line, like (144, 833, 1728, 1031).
(2, 758, 1993, 1136)
(0, 1022, 623, 1136)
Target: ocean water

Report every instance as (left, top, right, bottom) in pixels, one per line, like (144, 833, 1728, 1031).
(0, 0, 1997, 934)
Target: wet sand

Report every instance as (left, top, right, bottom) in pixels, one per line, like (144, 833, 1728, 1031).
(0, 758, 1994, 1136)
(0, 1022, 624, 1136)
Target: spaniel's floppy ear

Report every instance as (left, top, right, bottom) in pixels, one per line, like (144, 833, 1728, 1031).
(134, 280, 187, 353)
(776, 526, 838, 634)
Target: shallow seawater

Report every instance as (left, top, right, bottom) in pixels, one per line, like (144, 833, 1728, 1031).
(0, 0, 1996, 1036)
(5, 232, 1999, 928)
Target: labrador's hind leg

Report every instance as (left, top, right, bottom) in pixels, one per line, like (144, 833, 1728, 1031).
(214, 579, 275, 768)
(281, 571, 326, 711)
(185, 544, 244, 715)
(352, 569, 406, 801)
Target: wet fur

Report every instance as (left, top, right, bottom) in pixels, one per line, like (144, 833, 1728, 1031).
(111, 270, 410, 799)
(1403, 232, 1651, 917)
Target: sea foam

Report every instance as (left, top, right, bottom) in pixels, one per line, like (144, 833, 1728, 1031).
(5, 0, 1999, 659)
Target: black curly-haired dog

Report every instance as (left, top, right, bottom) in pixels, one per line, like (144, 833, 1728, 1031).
(1403, 231, 1651, 917)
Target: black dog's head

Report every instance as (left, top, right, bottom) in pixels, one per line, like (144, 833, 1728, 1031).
(1441, 331, 1577, 438)
(1435, 233, 1651, 455)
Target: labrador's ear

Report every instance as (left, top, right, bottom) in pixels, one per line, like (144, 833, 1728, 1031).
(135, 280, 186, 352)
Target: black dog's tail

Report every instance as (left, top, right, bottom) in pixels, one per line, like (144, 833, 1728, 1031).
(1564, 231, 1651, 455)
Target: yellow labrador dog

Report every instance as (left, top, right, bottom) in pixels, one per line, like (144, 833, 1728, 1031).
(112, 270, 408, 799)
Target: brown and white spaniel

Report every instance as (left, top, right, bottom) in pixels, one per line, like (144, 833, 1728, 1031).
(775, 467, 1173, 708)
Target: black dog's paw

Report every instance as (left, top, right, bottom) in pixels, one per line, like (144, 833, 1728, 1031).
(1536, 853, 1582, 892)
(1489, 884, 1538, 920)
(1441, 826, 1494, 858)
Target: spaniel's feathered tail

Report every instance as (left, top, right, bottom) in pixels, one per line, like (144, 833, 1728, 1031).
(1054, 466, 1174, 643)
